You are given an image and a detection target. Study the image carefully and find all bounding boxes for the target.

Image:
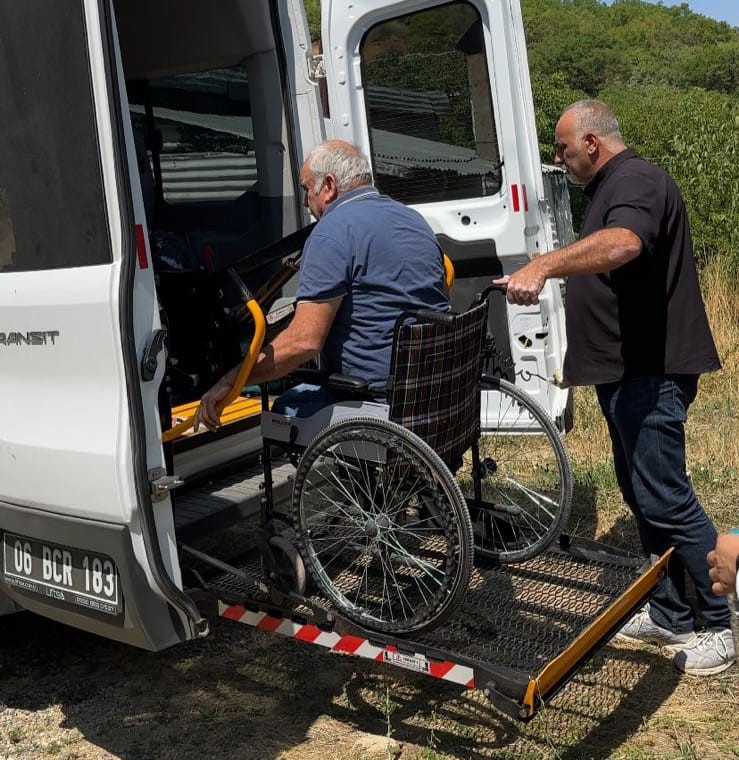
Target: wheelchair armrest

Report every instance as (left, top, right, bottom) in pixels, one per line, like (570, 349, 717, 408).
(287, 369, 375, 396)
(413, 309, 456, 326)
(325, 373, 370, 393)
(289, 367, 330, 385)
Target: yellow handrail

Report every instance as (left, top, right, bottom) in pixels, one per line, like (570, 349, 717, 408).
(162, 298, 267, 442)
(443, 254, 455, 292)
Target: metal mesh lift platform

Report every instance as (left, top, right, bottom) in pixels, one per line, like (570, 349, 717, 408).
(193, 532, 670, 721)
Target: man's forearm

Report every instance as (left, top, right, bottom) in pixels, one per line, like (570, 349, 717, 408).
(212, 332, 317, 393)
(246, 336, 318, 386)
(209, 299, 339, 394)
(538, 227, 642, 278)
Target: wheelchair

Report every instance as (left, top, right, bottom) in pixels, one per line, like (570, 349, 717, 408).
(166, 245, 571, 636)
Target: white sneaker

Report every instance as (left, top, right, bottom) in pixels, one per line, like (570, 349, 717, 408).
(614, 605, 695, 650)
(673, 629, 737, 676)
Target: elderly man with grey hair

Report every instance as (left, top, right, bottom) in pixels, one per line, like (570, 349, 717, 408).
(195, 139, 448, 424)
(495, 100, 733, 676)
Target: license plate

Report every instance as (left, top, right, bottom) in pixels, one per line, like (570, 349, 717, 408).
(2, 532, 122, 616)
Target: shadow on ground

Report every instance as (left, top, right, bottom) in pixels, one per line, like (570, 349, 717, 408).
(0, 598, 680, 759)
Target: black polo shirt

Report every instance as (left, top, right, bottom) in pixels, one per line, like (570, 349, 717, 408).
(563, 149, 720, 386)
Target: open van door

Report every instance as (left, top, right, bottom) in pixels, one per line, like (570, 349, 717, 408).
(320, 0, 569, 426)
(0, 0, 203, 647)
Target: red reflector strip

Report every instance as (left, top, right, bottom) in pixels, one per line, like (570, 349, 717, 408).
(221, 604, 246, 622)
(429, 661, 455, 679)
(522, 184, 529, 211)
(256, 614, 284, 633)
(135, 224, 149, 269)
(218, 602, 476, 692)
(294, 624, 322, 643)
(511, 184, 520, 213)
(333, 635, 365, 654)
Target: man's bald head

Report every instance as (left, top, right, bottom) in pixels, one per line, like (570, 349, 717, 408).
(554, 100, 627, 185)
(560, 100, 624, 147)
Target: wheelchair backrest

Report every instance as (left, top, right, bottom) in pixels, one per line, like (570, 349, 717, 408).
(387, 301, 489, 470)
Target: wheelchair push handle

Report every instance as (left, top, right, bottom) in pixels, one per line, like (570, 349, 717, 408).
(413, 309, 457, 327)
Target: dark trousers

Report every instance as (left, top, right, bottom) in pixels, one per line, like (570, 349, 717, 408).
(596, 374, 730, 632)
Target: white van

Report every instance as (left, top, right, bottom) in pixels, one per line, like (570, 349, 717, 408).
(2, 0, 662, 721)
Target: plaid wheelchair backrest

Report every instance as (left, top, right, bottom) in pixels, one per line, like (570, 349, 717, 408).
(387, 300, 489, 470)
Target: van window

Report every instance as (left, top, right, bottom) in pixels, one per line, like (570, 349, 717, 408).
(360, 1, 502, 205)
(0, 0, 112, 273)
(128, 66, 257, 204)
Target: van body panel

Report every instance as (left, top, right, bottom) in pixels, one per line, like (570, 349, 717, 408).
(0, 499, 185, 649)
(0, 0, 193, 643)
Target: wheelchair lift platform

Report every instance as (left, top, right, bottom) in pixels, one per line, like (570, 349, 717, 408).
(193, 528, 670, 721)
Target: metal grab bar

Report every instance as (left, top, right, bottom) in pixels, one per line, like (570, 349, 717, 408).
(162, 298, 266, 442)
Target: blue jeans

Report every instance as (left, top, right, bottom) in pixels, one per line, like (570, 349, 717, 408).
(271, 383, 345, 418)
(596, 375, 729, 632)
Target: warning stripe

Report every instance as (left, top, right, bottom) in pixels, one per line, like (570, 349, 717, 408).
(218, 602, 475, 689)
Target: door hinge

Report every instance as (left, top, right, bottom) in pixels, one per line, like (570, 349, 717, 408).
(308, 53, 325, 81)
(149, 467, 184, 502)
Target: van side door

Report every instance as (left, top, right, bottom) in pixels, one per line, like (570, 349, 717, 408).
(0, 0, 201, 648)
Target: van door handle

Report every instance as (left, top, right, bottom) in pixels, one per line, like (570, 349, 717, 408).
(141, 328, 168, 382)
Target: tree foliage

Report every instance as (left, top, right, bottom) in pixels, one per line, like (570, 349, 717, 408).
(522, 0, 738, 95)
(304, 0, 320, 40)
(524, 1, 738, 267)
(601, 84, 739, 265)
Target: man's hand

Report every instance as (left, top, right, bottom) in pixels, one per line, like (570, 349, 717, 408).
(193, 379, 232, 432)
(707, 533, 739, 596)
(494, 257, 547, 306)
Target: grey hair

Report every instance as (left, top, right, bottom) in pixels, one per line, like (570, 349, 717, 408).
(561, 100, 623, 143)
(305, 140, 373, 194)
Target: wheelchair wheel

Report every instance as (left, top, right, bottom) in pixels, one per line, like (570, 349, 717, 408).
(291, 418, 474, 635)
(457, 376, 572, 562)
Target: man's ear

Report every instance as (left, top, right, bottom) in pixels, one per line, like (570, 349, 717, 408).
(322, 173, 340, 201)
(584, 133, 599, 157)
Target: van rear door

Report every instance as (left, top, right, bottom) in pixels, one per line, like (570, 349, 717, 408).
(0, 0, 202, 648)
(321, 0, 569, 424)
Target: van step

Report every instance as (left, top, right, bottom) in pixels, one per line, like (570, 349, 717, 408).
(174, 458, 295, 539)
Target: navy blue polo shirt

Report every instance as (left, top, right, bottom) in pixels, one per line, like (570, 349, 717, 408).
(296, 186, 449, 387)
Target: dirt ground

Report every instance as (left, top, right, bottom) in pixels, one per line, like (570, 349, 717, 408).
(0, 596, 736, 760)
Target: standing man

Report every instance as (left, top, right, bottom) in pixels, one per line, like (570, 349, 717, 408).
(194, 139, 448, 426)
(497, 100, 734, 675)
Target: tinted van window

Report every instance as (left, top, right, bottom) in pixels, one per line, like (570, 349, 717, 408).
(128, 67, 257, 204)
(361, 1, 502, 205)
(0, 0, 111, 273)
